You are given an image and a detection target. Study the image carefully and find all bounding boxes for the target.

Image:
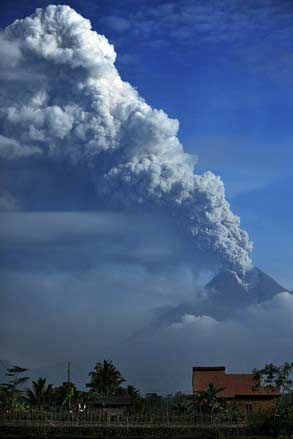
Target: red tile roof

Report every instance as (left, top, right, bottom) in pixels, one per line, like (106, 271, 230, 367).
(193, 366, 280, 398)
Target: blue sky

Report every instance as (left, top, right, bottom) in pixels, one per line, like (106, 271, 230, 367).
(2, 0, 291, 283)
(0, 0, 292, 391)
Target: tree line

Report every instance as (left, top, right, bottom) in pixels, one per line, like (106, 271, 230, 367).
(0, 360, 292, 426)
(0, 360, 139, 411)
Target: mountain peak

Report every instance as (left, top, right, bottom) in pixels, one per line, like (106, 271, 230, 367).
(206, 266, 288, 303)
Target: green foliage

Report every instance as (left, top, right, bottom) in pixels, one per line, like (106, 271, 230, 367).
(86, 360, 125, 397)
(9, 400, 29, 412)
(248, 410, 293, 437)
(114, 384, 144, 412)
(0, 365, 29, 409)
(170, 392, 190, 414)
(253, 362, 293, 393)
(225, 401, 241, 421)
(125, 384, 141, 401)
(26, 377, 53, 408)
(253, 362, 293, 419)
(4, 366, 30, 392)
(49, 381, 84, 408)
(190, 383, 226, 415)
(143, 393, 162, 414)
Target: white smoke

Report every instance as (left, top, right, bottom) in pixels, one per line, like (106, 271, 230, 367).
(0, 5, 253, 273)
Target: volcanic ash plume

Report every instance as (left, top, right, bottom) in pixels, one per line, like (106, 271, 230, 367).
(0, 5, 253, 273)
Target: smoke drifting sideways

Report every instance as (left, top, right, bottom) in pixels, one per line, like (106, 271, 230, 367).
(0, 5, 253, 274)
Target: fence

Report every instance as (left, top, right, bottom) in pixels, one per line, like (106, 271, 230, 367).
(0, 409, 247, 427)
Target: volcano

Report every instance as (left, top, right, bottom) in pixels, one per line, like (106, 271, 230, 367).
(206, 266, 288, 305)
(152, 267, 290, 326)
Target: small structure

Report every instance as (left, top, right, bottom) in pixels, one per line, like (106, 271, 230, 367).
(192, 366, 280, 413)
(94, 396, 132, 415)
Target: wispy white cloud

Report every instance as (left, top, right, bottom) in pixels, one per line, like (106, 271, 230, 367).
(102, 0, 293, 51)
(103, 15, 131, 33)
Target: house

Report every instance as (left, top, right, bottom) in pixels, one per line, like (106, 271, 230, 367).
(192, 366, 280, 413)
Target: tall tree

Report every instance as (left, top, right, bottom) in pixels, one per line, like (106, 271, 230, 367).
(253, 362, 293, 417)
(86, 360, 125, 397)
(26, 378, 52, 408)
(1, 366, 29, 409)
(253, 362, 293, 394)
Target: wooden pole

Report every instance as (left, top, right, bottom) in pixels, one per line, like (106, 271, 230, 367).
(67, 361, 71, 411)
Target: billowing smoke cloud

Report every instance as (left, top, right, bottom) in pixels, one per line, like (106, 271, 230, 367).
(0, 5, 253, 273)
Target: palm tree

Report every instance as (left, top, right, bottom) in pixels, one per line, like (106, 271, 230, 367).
(191, 384, 225, 415)
(26, 378, 52, 408)
(86, 360, 125, 397)
(205, 383, 225, 408)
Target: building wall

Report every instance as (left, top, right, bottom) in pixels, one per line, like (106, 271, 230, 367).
(192, 366, 280, 413)
(192, 367, 263, 398)
(236, 397, 277, 414)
